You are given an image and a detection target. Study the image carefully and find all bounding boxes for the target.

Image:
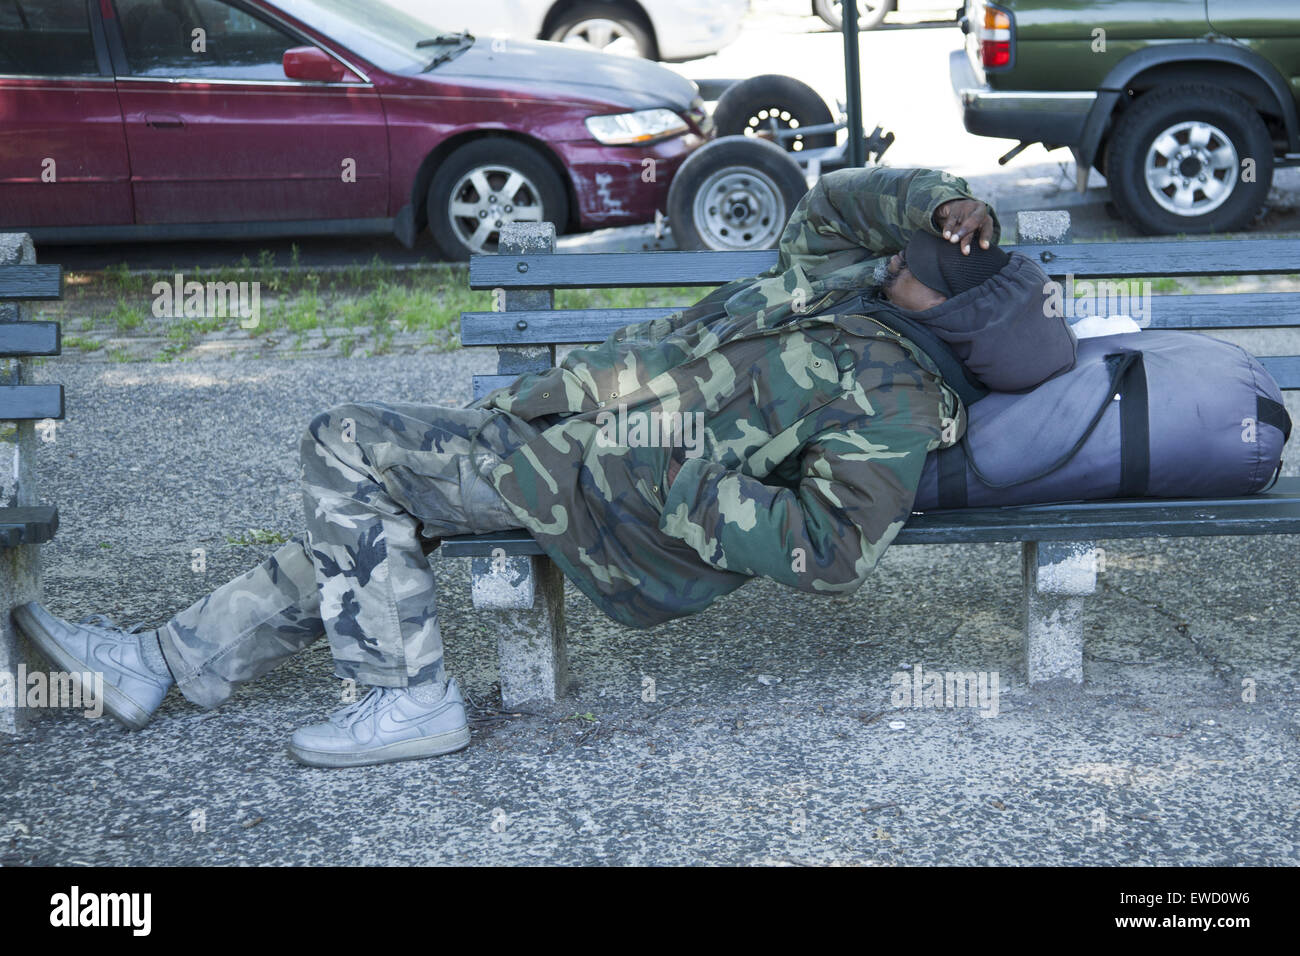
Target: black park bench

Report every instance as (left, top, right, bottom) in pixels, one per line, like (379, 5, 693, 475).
(0, 233, 64, 735)
(442, 216, 1300, 710)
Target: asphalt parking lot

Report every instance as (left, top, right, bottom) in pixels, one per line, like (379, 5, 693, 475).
(1, 353, 1297, 866)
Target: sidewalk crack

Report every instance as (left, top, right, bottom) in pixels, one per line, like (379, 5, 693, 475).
(1097, 579, 1235, 682)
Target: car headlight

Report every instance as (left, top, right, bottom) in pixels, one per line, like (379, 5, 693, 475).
(584, 109, 689, 145)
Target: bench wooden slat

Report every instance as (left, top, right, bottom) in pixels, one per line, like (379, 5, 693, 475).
(462, 292, 1300, 348)
(0, 321, 61, 356)
(1021, 239, 1300, 280)
(441, 530, 542, 556)
(472, 374, 517, 399)
(471, 250, 776, 288)
(0, 264, 63, 300)
(0, 384, 64, 420)
(0, 504, 58, 547)
(899, 480, 1300, 543)
(440, 477, 1300, 556)
(1258, 356, 1300, 389)
(1140, 293, 1300, 329)
(469, 239, 1300, 288)
(461, 309, 663, 345)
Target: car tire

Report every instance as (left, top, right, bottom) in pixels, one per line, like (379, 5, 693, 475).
(813, 0, 895, 32)
(712, 74, 836, 153)
(667, 136, 809, 251)
(545, 3, 656, 59)
(426, 138, 568, 261)
(1103, 84, 1274, 235)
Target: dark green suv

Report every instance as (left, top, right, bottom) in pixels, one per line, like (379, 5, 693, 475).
(950, 1, 1300, 234)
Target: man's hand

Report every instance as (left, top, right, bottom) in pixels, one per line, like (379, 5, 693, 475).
(933, 199, 995, 255)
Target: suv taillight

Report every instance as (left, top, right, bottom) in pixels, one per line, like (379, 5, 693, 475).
(977, 3, 1014, 69)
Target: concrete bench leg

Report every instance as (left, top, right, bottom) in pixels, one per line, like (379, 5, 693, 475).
(0, 234, 43, 736)
(0, 544, 40, 735)
(471, 554, 568, 710)
(1022, 540, 1096, 685)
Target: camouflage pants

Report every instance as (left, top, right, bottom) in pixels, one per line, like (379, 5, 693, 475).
(157, 402, 537, 709)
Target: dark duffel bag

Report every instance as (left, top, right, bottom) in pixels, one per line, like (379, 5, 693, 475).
(915, 329, 1292, 509)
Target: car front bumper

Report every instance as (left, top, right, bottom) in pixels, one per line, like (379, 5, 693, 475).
(557, 131, 703, 230)
(949, 48, 1096, 147)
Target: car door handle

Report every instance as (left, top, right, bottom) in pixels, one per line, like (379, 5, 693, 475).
(145, 113, 184, 129)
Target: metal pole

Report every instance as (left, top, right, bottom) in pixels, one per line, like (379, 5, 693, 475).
(841, 1, 864, 167)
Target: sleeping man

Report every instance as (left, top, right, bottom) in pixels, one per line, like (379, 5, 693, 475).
(14, 166, 1075, 767)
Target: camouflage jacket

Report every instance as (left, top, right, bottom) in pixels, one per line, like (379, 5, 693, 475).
(471, 166, 996, 628)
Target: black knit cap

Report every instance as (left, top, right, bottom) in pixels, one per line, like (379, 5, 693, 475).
(904, 231, 1010, 298)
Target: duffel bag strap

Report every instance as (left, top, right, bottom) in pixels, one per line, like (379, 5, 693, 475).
(1256, 395, 1292, 492)
(961, 350, 1143, 490)
(936, 441, 968, 509)
(1256, 395, 1292, 443)
(1117, 352, 1150, 498)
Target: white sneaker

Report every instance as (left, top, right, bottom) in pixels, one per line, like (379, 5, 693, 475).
(287, 678, 471, 768)
(12, 602, 172, 730)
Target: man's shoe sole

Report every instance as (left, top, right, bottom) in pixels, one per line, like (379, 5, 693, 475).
(11, 604, 153, 731)
(287, 725, 472, 768)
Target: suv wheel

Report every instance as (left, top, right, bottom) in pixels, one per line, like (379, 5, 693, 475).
(427, 138, 567, 261)
(1104, 84, 1274, 234)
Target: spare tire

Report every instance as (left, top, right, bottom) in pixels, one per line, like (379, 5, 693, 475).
(668, 136, 809, 251)
(712, 74, 836, 154)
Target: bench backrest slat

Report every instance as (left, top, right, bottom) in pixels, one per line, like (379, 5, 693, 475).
(471, 250, 774, 289)
(461, 309, 658, 346)
(461, 292, 1300, 347)
(1260, 356, 1300, 390)
(1022, 239, 1300, 279)
(0, 322, 61, 356)
(0, 264, 63, 300)
(464, 224, 1300, 420)
(469, 238, 1300, 289)
(0, 384, 64, 421)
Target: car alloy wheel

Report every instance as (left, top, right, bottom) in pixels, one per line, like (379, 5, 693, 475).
(1143, 120, 1239, 217)
(447, 165, 546, 255)
(557, 18, 641, 57)
(692, 166, 787, 250)
(1104, 83, 1272, 235)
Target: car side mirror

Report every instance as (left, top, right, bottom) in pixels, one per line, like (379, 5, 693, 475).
(283, 46, 352, 83)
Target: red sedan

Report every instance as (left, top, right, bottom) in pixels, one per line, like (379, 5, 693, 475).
(0, 0, 711, 259)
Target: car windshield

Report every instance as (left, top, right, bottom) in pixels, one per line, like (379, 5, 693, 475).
(273, 0, 461, 73)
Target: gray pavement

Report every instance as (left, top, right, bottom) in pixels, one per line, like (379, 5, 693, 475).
(1, 350, 1297, 866)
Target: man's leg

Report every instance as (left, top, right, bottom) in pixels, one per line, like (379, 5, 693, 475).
(14, 400, 532, 755)
(286, 400, 532, 767)
(10, 531, 323, 728)
(155, 398, 528, 710)
(295, 401, 529, 691)
(155, 533, 325, 709)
